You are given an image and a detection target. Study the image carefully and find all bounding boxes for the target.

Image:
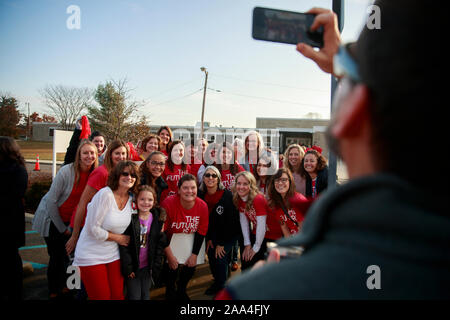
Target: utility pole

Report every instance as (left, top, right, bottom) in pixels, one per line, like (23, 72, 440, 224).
(27, 102, 30, 141)
(200, 67, 208, 140)
(328, 0, 344, 187)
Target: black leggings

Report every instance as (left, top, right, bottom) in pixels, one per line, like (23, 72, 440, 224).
(164, 264, 196, 301)
(239, 234, 269, 271)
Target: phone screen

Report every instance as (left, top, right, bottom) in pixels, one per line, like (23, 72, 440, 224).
(252, 7, 324, 48)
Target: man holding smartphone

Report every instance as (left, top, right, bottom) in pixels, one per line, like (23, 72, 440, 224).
(217, 0, 450, 299)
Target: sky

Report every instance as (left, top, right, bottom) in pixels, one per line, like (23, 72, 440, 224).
(0, 0, 372, 129)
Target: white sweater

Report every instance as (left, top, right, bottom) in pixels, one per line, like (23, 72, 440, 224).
(73, 187, 133, 266)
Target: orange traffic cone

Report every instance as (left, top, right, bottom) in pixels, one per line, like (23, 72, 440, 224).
(33, 154, 40, 171)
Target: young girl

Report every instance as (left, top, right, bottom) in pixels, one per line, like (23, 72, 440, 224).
(120, 185, 167, 300)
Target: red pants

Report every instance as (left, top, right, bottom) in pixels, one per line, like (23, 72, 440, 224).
(79, 260, 124, 300)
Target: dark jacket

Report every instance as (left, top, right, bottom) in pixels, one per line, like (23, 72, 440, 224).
(0, 161, 28, 248)
(119, 206, 168, 287)
(198, 189, 241, 246)
(225, 174, 450, 299)
(140, 174, 168, 204)
(63, 128, 81, 165)
(305, 167, 328, 198)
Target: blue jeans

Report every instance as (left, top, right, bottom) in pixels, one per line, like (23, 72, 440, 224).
(207, 240, 235, 289)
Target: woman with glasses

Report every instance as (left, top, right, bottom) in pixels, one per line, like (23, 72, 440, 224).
(73, 161, 139, 300)
(66, 140, 129, 255)
(198, 166, 240, 295)
(232, 171, 268, 270)
(140, 151, 168, 203)
(267, 168, 310, 237)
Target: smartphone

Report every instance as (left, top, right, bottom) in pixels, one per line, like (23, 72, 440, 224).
(252, 7, 324, 48)
(265, 242, 304, 260)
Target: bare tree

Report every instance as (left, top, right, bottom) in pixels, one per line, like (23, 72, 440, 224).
(40, 85, 94, 130)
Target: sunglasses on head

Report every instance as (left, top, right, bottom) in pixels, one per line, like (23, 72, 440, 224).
(204, 173, 218, 179)
(121, 171, 137, 178)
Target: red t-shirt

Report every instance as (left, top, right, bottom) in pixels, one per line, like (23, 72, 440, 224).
(58, 171, 90, 223)
(273, 192, 309, 235)
(161, 195, 209, 239)
(265, 205, 283, 241)
(221, 164, 245, 191)
(87, 164, 109, 191)
(238, 193, 267, 235)
(162, 164, 191, 199)
(70, 164, 109, 228)
(190, 161, 203, 179)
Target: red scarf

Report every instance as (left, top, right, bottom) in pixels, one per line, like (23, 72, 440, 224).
(204, 189, 224, 213)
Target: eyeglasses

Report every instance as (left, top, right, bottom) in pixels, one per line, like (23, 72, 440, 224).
(274, 177, 289, 184)
(121, 172, 137, 178)
(149, 161, 165, 167)
(333, 43, 361, 83)
(204, 173, 218, 179)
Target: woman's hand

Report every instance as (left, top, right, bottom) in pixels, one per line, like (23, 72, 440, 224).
(128, 272, 136, 279)
(65, 234, 78, 255)
(108, 233, 130, 246)
(206, 240, 214, 252)
(215, 245, 226, 259)
(185, 254, 198, 268)
(242, 245, 255, 261)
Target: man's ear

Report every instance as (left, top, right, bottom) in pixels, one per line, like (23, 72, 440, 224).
(331, 84, 371, 139)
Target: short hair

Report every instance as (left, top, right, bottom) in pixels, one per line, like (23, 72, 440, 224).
(177, 173, 197, 189)
(103, 139, 129, 172)
(300, 149, 328, 176)
(107, 160, 139, 195)
(199, 165, 225, 192)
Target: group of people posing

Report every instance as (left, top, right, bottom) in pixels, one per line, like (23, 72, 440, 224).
(32, 122, 329, 300)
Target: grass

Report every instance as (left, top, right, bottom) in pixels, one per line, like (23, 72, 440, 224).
(17, 140, 66, 161)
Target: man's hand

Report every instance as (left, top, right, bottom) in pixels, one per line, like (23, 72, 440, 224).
(252, 248, 281, 270)
(296, 7, 341, 75)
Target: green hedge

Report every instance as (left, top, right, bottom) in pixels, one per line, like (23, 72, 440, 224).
(25, 181, 51, 213)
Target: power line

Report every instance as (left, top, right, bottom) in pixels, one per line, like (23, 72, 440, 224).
(210, 73, 329, 93)
(145, 88, 203, 107)
(208, 88, 329, 108)
(144, 77, 203, 100)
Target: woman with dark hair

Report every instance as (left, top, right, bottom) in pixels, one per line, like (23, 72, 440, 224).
(73, 161, 139, 300)
(161, 174, 209, 300)
(139, 151, 168, 203)
(162, 140, 190, 199)
(139, 134, 161, 161)
(254, 151, 278, 194)
(90, 131, 107, 165)
(33, 140, 98, 299)
(301, 149, 328, 200)
(157, 126, 173, 157)
(267, 168, 310, 237)
(215, 142, 244, 191)
(0, 136, 28, 300)
(66, 139, 129, 254)
(198, 166, 240, 295)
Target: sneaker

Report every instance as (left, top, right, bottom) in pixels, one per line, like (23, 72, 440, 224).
(231, 262, 239, 271)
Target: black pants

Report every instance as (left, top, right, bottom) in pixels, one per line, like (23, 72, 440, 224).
(240, 234, 269, 271)
(164, 264, 196, 301)
(207, 239, 236, 290)
(44, 222, 71, 296)
(1, 247, 23, 300)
